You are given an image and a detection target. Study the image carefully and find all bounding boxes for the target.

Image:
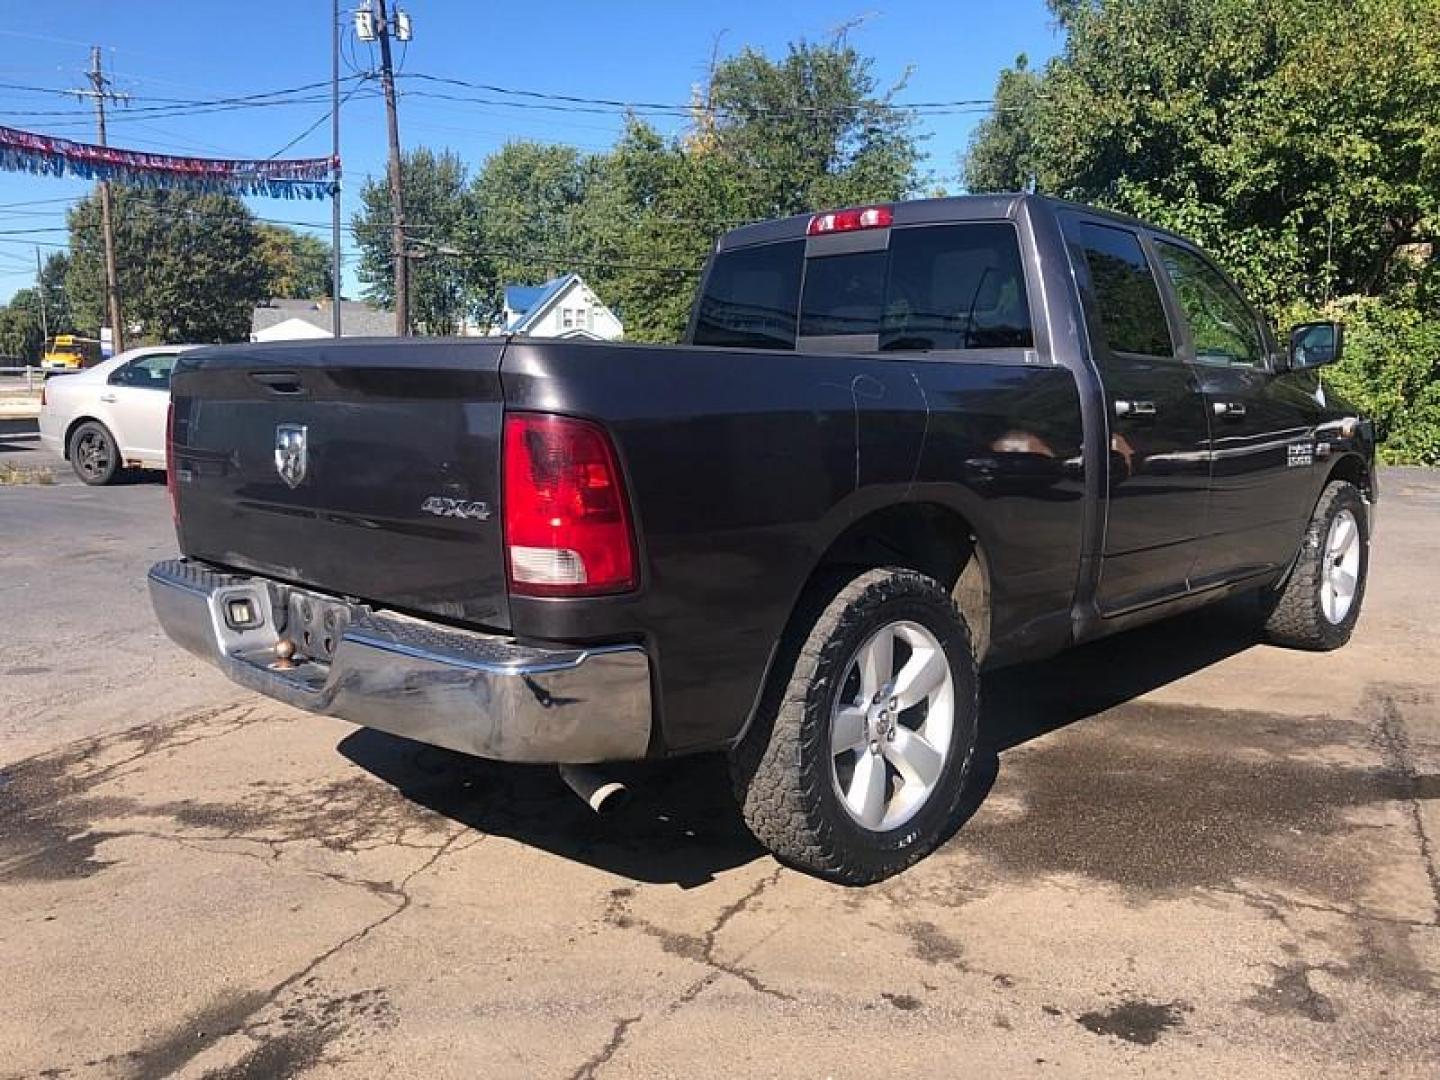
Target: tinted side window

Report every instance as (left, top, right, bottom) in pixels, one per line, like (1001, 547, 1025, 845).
(1155, 241, 1264, 368)
(1078, 223, 1173, 357)
(109, 353, 177, 389)
(798, 223, 1034, 350)
(692, 240, 803, 349)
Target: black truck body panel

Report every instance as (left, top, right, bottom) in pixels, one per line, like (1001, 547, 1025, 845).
(168, 194, 1375, 759)
(500, 339, 1085, 752)
(171, 338, 511, 629)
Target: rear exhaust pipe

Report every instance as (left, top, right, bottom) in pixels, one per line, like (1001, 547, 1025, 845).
(559, 764, 630, 815)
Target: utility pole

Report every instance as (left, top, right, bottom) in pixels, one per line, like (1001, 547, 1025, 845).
(331, 0, 343, 338)
(374, 0, 409, 335)
(34, 247, 49, 348)
(72, 48, 128, 355)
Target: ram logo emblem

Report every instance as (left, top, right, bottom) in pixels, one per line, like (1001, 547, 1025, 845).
(274, 424, 308, 488)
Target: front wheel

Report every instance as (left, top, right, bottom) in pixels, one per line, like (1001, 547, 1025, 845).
(1262, 479, 1370, 650)
(69, 421, 120, 486)
(730, 567, 979, 884)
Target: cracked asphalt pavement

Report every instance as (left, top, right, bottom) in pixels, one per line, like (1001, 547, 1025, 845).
(2, 440, 1438, 1078)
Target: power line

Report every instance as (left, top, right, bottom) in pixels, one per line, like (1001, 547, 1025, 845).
(268, 76, 373, 159)
(395, 241, 704, 277)
(0, 74, 364, 110)
(0, 91, 382, 126)
(398, 71, 998, 117)
(0, 69, 999, 124)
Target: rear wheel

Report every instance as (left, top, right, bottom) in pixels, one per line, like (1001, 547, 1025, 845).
(730, 567, 979, 884)
(1262, 480, 1369, 650)
(69, 421, 120, 486)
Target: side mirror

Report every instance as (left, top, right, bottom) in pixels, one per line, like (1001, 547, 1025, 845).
(1289, 321, 1344, 370)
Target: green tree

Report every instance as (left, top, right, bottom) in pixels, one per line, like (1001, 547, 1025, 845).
(256, 224, 333, 300)
(962, 55, 1042, 194)
(352, 148, 479, 334)
(463, 141, 601, 313)
(66, 187, 269, 342)
(575, 120, 741, 341)
(594, 37, 924, 342)
(704, 38, 921, 221)
(0, 289, 44, 363)
(965, 0, 1440, 460)
(36, 252, 74, 340)
(965, 0, 1439, 310)
(353, 38, 922, 342)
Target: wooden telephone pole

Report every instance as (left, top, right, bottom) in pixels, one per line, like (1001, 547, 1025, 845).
(374, 0, 409, 335)
(72, 48, 128, 355)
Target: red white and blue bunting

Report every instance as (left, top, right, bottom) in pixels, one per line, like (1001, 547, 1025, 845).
(0, 124, 336, 200)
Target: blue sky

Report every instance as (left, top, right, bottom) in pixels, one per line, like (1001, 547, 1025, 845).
(0, 0, 1062, 305)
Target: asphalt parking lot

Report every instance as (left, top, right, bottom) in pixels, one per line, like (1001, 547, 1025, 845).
(2, 438, 1437, 1078)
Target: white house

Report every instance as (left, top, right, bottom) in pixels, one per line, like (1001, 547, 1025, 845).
(491, 274, 623, 340)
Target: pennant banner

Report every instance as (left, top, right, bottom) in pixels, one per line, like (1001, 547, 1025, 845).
(0, 124, 336, 200)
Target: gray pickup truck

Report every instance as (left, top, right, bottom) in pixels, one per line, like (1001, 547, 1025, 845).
(149, 194, 1374, 883)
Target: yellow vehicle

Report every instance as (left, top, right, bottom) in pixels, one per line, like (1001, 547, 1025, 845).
(42, 334, 103, 370)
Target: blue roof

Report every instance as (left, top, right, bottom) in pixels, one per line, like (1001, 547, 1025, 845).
(503, 274, 578, 331)
(503, 283, 547, 314)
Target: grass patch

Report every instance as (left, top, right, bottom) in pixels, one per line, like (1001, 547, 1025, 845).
(0, 461, 55, 485)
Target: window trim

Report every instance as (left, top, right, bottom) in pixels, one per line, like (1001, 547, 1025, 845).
(1150, 236, 1273, 373)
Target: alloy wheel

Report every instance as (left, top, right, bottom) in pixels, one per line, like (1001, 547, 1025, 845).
(1321, 508, 1361, 624)
(829, 619, 956, 832)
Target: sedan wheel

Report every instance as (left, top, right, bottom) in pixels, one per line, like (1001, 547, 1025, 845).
(69, 421, 120, 486)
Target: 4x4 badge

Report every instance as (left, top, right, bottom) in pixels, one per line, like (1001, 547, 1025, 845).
(275, 424, 308, 488)
(421, 495, 492, 521)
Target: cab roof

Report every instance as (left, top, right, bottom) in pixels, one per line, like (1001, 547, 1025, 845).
(713, 193, 1165, 252)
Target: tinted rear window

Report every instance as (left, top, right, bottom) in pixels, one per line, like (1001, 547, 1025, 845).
(1077, 223, 1173, 357)
(799, 250, 888, 337)
(692, 240, 803, 349)
(696, 223, 1033, 352)
(798, 223, 1032, 349)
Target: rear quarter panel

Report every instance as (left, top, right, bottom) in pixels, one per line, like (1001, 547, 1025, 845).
(502, 340, 1085, 753)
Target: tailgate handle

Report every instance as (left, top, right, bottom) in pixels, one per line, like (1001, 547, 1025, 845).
(250, 371, 308, 396)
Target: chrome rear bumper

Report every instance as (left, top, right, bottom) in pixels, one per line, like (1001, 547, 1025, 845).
(147, 559, 652, 763)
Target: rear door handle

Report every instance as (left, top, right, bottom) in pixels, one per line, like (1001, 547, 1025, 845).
(1114, 400, 1157, 418)
(1212, 400, 1247, 418)
(99, 393, 116, 403)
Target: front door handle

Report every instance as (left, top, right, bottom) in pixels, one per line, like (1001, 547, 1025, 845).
(99, 393, 116, 403)
(1114, 400, 1157, 418)
(1212, 400, 1247, 418)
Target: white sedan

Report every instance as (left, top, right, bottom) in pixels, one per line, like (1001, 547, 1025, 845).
(38, 345, 199, 485)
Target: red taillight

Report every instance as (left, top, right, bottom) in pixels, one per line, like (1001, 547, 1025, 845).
(39, 382, 47, 407)
(807, 205, 893, 236)
(503, 412, 636, 597)
(165, 400, 178, 526)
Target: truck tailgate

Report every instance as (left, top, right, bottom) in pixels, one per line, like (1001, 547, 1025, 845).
(170, 338, 511, 630)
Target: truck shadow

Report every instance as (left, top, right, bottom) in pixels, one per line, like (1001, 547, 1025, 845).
(340, 601, 1262, 888)
(339, 730, 758, 889)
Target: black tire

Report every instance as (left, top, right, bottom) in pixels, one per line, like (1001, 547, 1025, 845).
(68, 420, 120, 486)
(1262, 480, 1369, 650)
(730, 567, 979, 885)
